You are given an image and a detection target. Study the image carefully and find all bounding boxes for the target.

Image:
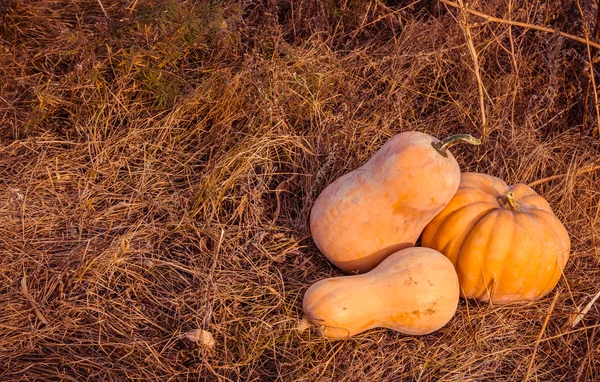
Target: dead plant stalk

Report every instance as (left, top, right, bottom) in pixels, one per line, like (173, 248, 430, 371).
(456, 0, 487, 138)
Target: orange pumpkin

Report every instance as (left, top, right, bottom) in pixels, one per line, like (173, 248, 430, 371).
(422, 172, 570, 304)
(310, 132, 480, 273)
(301, 247, 459, 339)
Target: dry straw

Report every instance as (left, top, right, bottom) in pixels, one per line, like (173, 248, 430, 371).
(1, 0, 600, 380)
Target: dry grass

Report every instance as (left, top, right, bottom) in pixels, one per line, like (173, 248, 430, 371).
(1, 0, 600, 380)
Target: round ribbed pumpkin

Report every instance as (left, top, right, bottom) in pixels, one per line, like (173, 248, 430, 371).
(421, 172, 570, 304)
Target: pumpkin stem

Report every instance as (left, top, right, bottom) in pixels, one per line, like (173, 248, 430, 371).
(498, 191, 521, 211)
(432, 134, 482, 158)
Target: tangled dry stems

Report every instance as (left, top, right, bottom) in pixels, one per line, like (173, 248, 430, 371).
(1, 0, 600, 380)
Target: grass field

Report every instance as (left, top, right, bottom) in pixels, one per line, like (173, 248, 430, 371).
(2, 0, 600, 380)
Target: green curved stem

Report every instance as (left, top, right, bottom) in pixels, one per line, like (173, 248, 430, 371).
(432, 134, 482, 157)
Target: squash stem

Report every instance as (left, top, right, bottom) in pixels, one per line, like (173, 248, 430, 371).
(432, 134, 481, 157)
(498, 191, 521, 211)
(297, 317, 311, 334)
(505, 191, 520, 210)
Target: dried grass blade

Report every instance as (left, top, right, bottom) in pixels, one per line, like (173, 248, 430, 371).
(524, 292, 559, 381)
(440, 0, 600, 50)
(20, 276, 48, 325)
(528, 164, 600, 187)
(456, 0, 487, 137)
(568, 289, 600, 329)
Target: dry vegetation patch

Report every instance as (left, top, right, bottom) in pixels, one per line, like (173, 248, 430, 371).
(1, 0, 600, 380)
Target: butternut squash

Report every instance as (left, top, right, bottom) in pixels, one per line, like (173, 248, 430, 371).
(310, 132, 480, 273)
(301, 247, 460, 339)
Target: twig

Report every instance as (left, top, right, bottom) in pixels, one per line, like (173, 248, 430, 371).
(456, 0, 487, 138)
(507, 0, 519, 140)
(580, 0, 600, 132)
(21, 275, 48, 325)
(527, 164, 600, 187)
(271, 175, 297, 225)
(575, 326, 598, 382)
(524, 292, 559, 382)
(581, 0, 600, 134)
(439, 0, 600, 50)
(568, 288, 600, 329)
(96, 0, 109, 19)
(127, 0, 140, 12)
(577, 1, 600, 135)
(590, 188, 600, 262)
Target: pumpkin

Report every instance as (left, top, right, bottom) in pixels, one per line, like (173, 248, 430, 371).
(301, 247, 459, 339)
(310, 132, 481, 273)
(421, 172, 571, 304)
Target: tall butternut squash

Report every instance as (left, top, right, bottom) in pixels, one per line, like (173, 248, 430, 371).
(310, 132, 480, 273)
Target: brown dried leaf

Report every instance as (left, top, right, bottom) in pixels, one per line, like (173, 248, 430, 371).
(181, 329, 215, 349)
